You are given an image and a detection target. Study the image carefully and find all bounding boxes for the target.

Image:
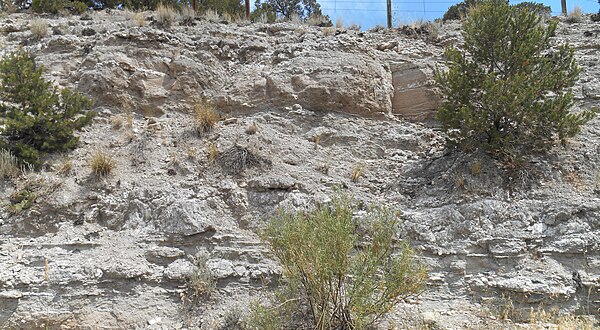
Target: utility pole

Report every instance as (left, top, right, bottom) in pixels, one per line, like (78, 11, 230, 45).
(246, 0, 251, 20)
(561, 0, 567, 15)
(387, 0, 392, 28)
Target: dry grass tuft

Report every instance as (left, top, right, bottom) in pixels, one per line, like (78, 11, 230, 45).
(203, 9, 221, 22)
(471, 160, 481, 176)
(110, 114, 124, 129)
(0, 149, 20, 179)
(206, 142, 218, 163)
(335, 16, 343, 29)
(126, 10, 146, 27)
(194, 101, 220, 134)
(566, 6, 584, 23)
(350, 163, 365, 182)
(55, 157, 73, 176)
(1, 0, 17, 13)
(157, 3, 178, 28)
(180, 5, 195, 25)
(90, 150, 116, 177)
(245, 122, 258, 135)
(322, 26, 335, 36)
(30, 19, 48, 39)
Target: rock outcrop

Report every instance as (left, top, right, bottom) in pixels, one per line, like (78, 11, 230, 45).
(0, 10, 599, 329)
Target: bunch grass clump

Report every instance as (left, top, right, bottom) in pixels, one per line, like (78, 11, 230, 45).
(566, 5, 584, 23)
(0, 149, 20, 179)
(89, 150, 116, 177)
(30, 19, 48, 39)
(194, 101, 220, 134)
(156, 3, 178, 28)
(126, 9, 146, 27)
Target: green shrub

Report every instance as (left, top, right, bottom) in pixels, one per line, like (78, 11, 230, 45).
(263, 194, 427, 329)
(195, 0, 244, 17)
(31, 0, 65, 14)
(73, 1, 88, 15)
(0, 50, 95, 166)
(513, 1, 551, 17)
(252, 0, 330, 23)
(442, 0, 478, 21)
(122, 0, 181, 11)
(435, 0, 596, 160)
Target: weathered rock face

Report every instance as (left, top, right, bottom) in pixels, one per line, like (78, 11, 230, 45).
(2, 13, 443, 119)
(391, 63, 439, 120)
(0, 10, 599, 330)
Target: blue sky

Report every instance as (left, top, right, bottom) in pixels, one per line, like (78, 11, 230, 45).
(312, 0, 599, 29)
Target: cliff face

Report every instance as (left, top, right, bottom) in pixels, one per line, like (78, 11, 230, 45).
(0, 10, 599, 329)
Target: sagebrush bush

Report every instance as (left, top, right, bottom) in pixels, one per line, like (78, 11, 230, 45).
(0, 50, 95, 166)
(262, 194, 427, 329)
(435, 0, 596, 160)
(188, 249, 216, 299)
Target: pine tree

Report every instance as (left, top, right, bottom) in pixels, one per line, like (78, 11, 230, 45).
(435, 0, 596, 160)
(0, 50, 95, 166)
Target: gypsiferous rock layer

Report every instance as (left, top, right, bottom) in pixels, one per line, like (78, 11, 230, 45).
(0, 10, 599, 329)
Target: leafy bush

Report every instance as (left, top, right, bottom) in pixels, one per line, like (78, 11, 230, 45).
(31, 0, 65, 14)
(435, 0, 596, 160)
(253, 0, 330, 23)
(0, 50, 95, 166)
(262, 194, 427, 329)
(73, 1, 88, 14)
